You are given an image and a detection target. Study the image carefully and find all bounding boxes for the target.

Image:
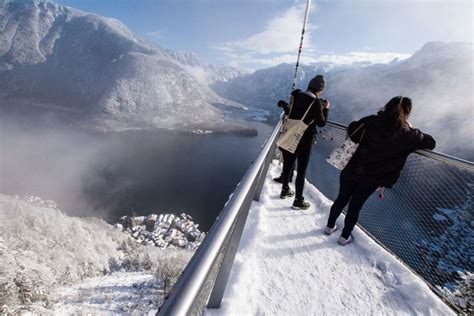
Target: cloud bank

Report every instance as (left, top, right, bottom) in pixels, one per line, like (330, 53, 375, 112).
(215, 3, 410, 70)
(217, 3, 315, 55)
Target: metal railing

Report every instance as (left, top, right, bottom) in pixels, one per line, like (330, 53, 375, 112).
(308, 121, 473, 313)
(159, 119, 473, 314)
(157, 119, 282, 315)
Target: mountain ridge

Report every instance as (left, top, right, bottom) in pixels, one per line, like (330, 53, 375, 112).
(212, 41, 473, 159)
(0, 0, 246, 131)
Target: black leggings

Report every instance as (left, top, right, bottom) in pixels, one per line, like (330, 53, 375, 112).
(327, 174, 378, 239)
(281, 138, 313, 200)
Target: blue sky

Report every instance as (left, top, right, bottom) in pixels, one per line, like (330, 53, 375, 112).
(55, 0, 473, 70)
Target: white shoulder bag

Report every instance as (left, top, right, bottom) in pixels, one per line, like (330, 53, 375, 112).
(326, 123, 365, 170)
(276, 99, 316, 154)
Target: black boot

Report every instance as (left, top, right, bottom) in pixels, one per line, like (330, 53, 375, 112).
(273, 176, 283, 183)
(274, 175, 293, 183)
(292, 198, 311, 210)
(280, 188, 295, 199)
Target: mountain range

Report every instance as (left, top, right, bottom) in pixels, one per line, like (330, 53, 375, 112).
(213, 41, 474, 159)
(1, 1, 472, 158)
(0, 0, 245, 131)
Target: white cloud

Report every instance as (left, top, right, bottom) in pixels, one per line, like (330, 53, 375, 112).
(213, 2, 411, 70)
(216, 3, 315, 55)
(313, 52, 411, 65)
(224, 51, 411, 71)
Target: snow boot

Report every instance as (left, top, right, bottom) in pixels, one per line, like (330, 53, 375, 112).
(324, 224, 338, 235)
(338, 234, 354, 246)
(274, 176, 293, 183)
(274, 176, 284, 183)
(292, 198, 311, 210)
(280, 188, 295, 199)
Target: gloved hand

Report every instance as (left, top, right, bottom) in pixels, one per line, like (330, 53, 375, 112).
(277, 100, 288, 108)
(320, 98, 330, 109)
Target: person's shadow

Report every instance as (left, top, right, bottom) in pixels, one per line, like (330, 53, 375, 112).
(260, 227, 336, 258)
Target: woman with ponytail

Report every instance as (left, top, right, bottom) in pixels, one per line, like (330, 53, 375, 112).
(324, 96, 436, 245)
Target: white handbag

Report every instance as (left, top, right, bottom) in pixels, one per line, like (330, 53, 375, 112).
(277, 100, 316, 154)
(326, 123, 365, 170)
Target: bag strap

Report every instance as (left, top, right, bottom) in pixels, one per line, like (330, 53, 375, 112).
(302, 91, 319, 125)
(348, 122, 365, 142)
(348, 122, 364, 137)
(287, 93, 315, 123)
(301, 99, 316, 121)
(359, 127, 366, 142)
(288, 90, 312, 116)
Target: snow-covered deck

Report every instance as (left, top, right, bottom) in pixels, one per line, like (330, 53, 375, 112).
(206, 162, 453, 315)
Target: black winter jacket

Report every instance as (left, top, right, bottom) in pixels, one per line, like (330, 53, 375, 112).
(282, 89, 329, 143)
(342, 112, 436, 187)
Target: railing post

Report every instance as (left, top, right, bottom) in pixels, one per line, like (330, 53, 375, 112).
(206, 177, 258, 308)
(254, 141, 278, 201)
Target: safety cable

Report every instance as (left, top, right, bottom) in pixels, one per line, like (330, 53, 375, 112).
(291, 0, 312, 93)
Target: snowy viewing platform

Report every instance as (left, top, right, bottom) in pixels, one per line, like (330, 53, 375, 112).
(206, 162, 454, 315)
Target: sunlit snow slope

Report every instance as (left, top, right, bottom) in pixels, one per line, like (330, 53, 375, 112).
(206, 162, 454, 315)
(0, 0, 244, 131)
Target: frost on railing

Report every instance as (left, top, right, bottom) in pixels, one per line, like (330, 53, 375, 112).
(307, 122, 474, 313)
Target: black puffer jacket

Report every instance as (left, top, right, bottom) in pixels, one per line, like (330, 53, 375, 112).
(342, 112, 436, 187)
(281, 89, 329, 143)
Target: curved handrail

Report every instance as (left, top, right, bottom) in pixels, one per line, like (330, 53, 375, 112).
(326, 120, 474, 172)
(158, 119, 283, 315)
(158, 118, 471, 315)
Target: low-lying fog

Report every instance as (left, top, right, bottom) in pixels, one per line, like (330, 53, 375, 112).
(0, 112, 272, 231)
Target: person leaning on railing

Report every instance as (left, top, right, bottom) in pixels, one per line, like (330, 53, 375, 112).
(324, 96, 436, 246)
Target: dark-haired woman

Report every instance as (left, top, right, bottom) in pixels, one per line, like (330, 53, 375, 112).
(325, 96, 436, 245)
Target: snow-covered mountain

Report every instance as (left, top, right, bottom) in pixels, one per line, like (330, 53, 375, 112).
(213, 42, 474, 159)
(211, 62, 350, 110)
(0, 0, 245, 131)
(164, 49, 246, 84)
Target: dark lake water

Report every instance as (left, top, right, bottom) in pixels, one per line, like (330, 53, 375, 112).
(0, 118, 273, 231)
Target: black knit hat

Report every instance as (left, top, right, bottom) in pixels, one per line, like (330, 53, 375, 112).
(308, 75, 326, 92)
